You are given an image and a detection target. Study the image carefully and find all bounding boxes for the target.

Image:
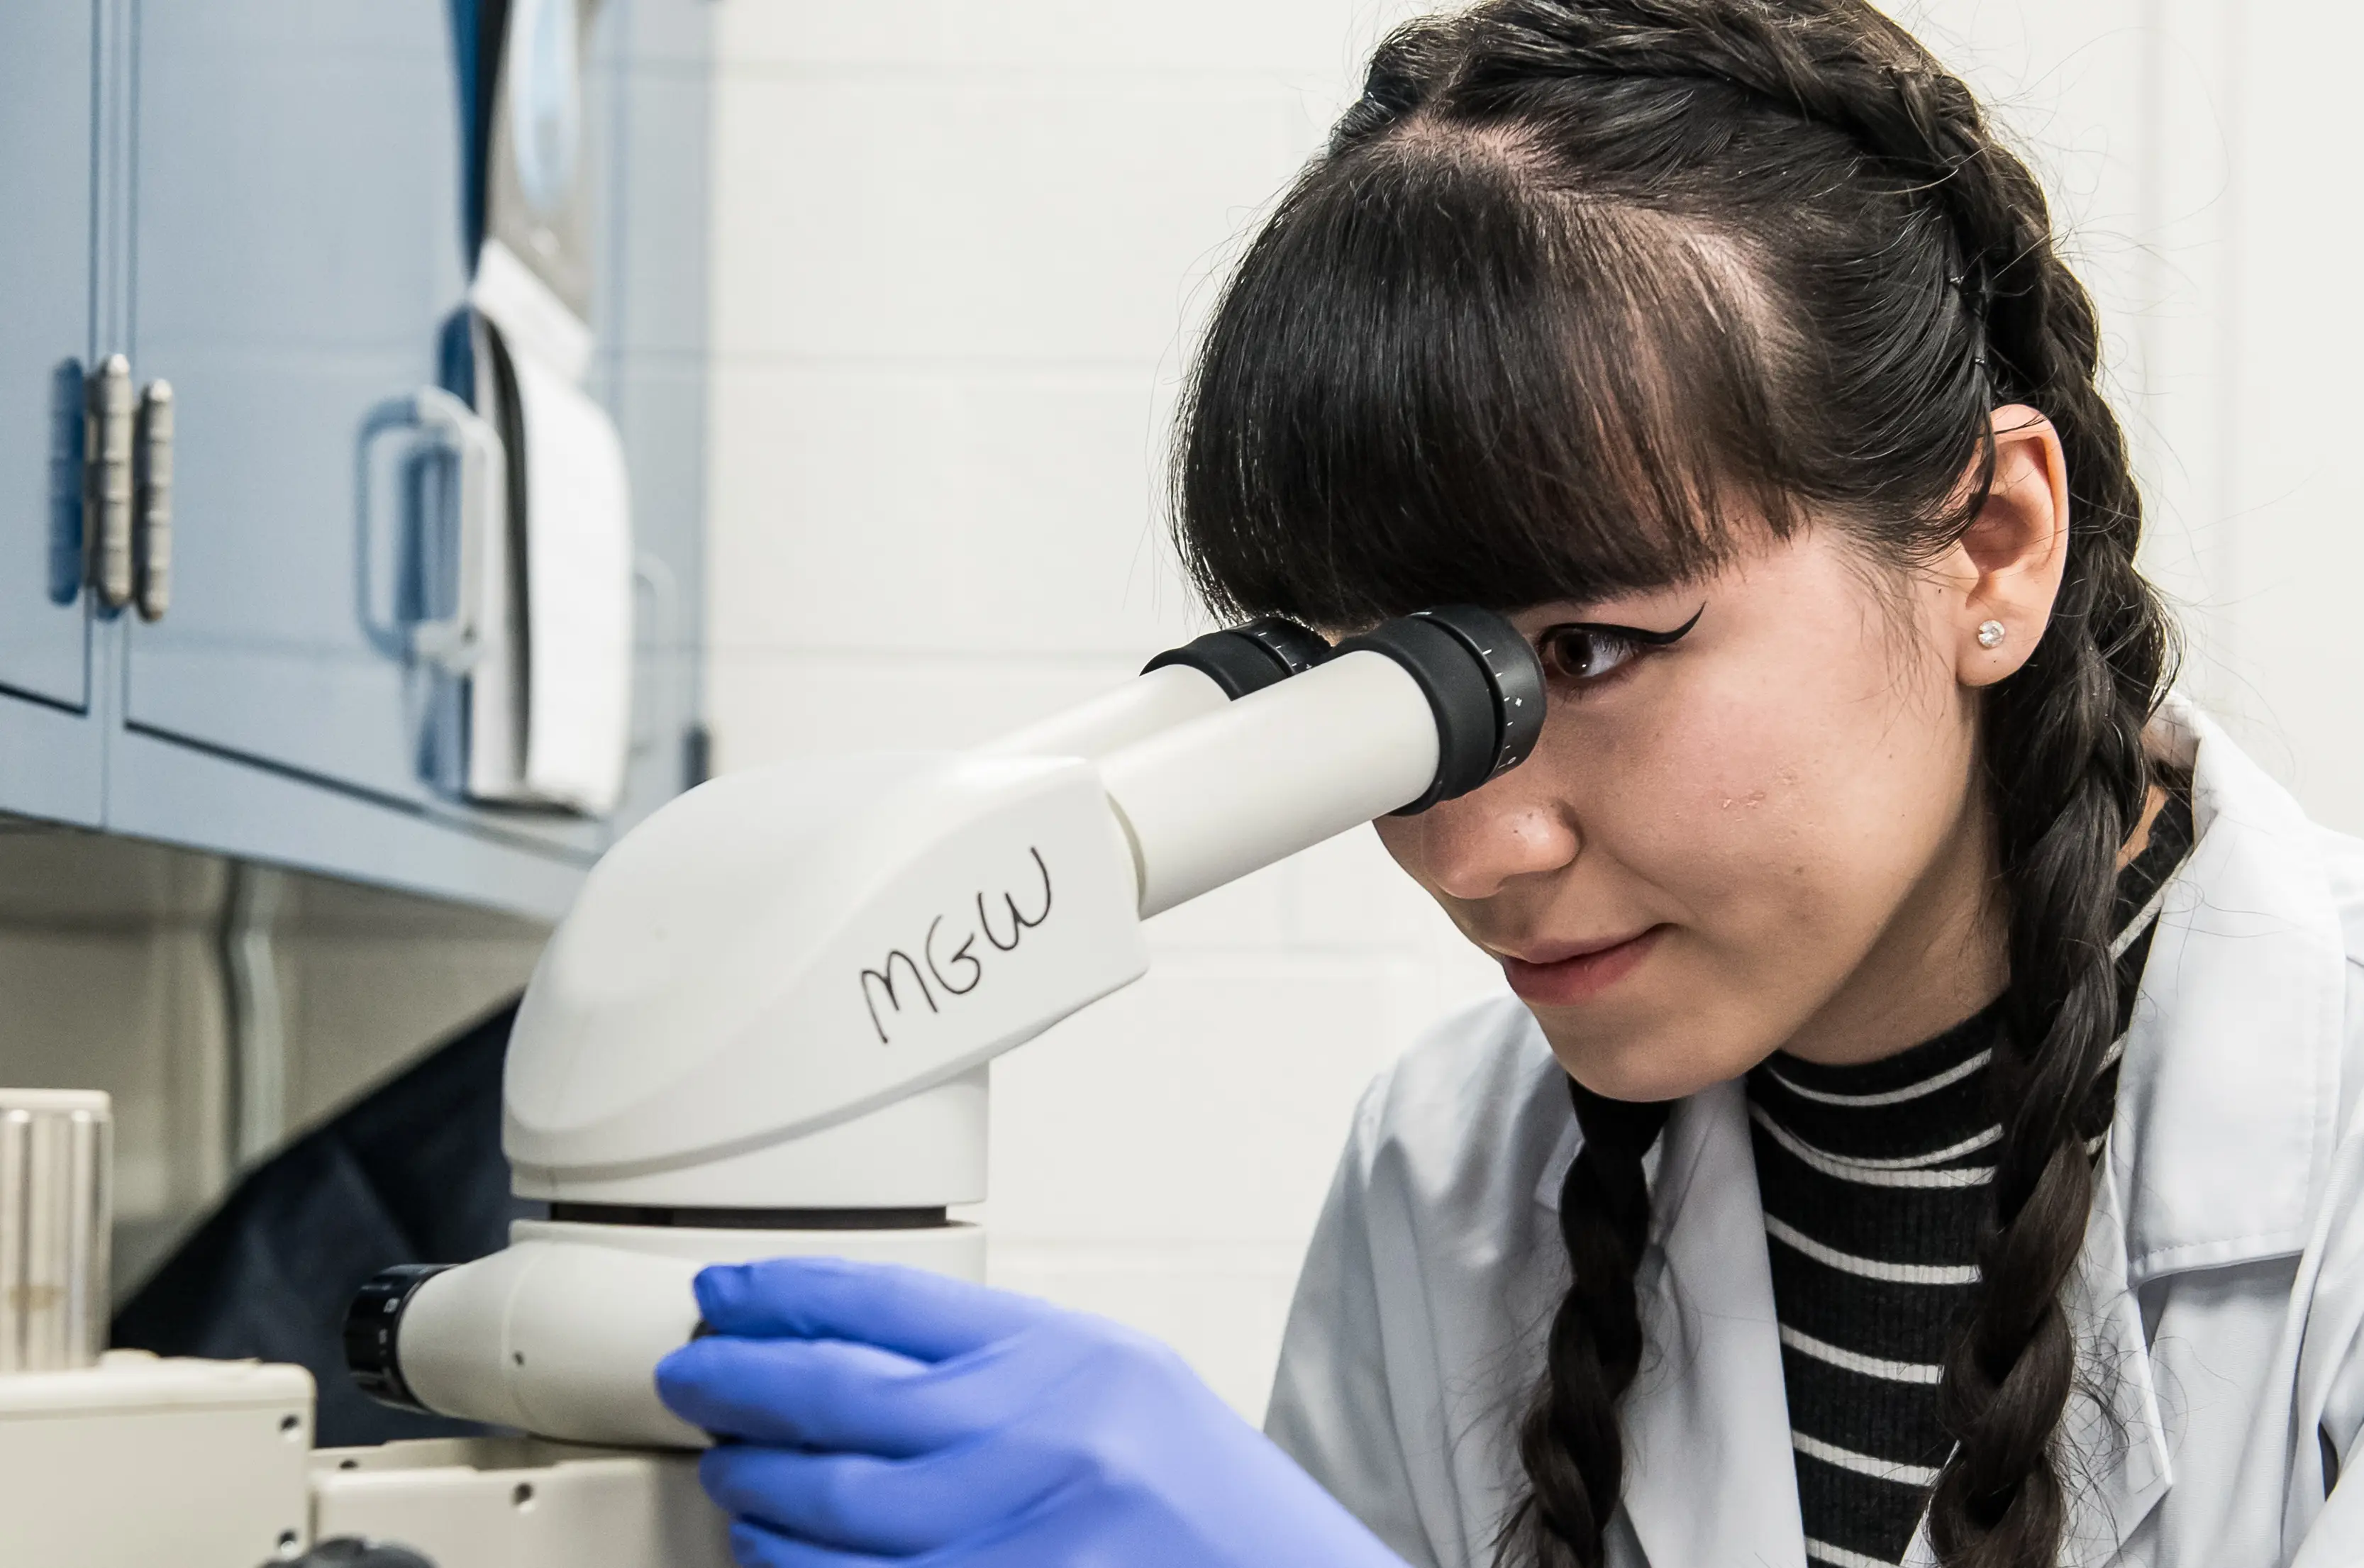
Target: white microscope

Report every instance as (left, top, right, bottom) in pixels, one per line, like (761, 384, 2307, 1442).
(4, 604, 1541, 1567)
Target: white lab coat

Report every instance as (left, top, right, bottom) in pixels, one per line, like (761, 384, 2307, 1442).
(1267, 701, 2364, 1568)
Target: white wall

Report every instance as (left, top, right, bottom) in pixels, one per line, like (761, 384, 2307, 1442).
(704, 0, 2358, 1417)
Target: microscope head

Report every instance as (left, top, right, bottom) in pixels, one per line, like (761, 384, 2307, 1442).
(498, 606, 1541, 1215)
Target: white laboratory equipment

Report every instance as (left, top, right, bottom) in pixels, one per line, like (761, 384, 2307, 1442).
(0, 606, 1543, 1566)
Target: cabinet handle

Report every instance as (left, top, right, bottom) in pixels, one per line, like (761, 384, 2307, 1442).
(134, 380, 173, 622)
(404, 387, 504, 674)
(358, 387, 505, 672)
(82, 355, 133, 609)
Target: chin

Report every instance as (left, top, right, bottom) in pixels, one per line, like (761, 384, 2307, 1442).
(1533, 1016, 1744, 1106)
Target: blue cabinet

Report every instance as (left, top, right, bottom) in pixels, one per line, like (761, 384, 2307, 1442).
(126, 1, 475, 806)
(0, 0, 709, 919)
(0, 4, 105, 825)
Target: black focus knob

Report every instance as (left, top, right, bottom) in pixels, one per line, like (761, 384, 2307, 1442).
(1333, 604, 1544, 813)
(1142, 616, 1331, 699)
(343, 1263, 450, 1414)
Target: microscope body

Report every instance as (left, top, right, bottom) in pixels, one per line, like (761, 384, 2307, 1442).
(351, 609, 1542, 1454)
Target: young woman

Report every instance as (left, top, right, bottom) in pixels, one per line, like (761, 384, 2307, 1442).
(654, 3, 2364, 1566)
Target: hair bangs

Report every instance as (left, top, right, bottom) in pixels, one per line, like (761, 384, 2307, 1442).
(1174, 132, 1802, 628)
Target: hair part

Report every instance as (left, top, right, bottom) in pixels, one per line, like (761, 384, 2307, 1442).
(1172, 4, 2173, 1567)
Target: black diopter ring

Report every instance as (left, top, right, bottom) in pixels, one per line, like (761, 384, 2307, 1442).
(1409, 606, 1546, 783)
(1141, 617, 1331, 699)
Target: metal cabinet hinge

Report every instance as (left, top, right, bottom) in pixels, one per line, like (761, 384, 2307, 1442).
(82, 360, 174, 620)
(82, 355, 133, 608)
(133, 379, 173, 621)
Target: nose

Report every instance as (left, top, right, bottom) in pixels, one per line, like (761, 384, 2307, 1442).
(1387, 771, 1580, 902)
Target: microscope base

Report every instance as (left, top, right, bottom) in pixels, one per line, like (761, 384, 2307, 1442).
(310, 1437, 731, 1568)
(0, 1350, 313, 1566)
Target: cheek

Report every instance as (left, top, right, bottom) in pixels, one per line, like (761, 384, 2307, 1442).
(1529, 640, 1974, 1099)
(1581, 621, 1971, 933)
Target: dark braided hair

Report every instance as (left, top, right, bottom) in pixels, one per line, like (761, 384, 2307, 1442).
(1170, 4, 2172, 1566)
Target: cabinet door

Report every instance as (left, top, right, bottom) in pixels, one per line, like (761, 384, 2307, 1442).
(125, 0, 468, 804)
(0, 5, 96, 713)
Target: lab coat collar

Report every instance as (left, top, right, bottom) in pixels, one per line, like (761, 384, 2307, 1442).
(1531, 696, 2349, 1567)
(2109, 697, 2345, 1281)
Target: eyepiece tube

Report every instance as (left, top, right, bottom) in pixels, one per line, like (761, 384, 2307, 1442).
(1336, 606, 1544, 812)
(979, 617, 1329, 764)
(1099, 606, 1541, 916)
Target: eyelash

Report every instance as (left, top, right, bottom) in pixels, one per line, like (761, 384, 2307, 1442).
(1534, 606, 1704, 694)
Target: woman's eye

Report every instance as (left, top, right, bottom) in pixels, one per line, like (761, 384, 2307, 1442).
(1539, 626, 1644, 686)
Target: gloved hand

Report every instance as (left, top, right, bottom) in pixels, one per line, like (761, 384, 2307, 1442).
(655, 1257, 1411, 1568)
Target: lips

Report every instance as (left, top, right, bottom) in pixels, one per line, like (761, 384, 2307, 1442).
(1498, 926, 1664, 1006)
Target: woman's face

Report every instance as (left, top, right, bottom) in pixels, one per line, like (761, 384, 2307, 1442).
(1372, 418, 2068, 1098)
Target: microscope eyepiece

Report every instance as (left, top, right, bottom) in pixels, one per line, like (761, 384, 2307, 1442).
(1335, 605, 1544, 813)
(343, 1262, 450, 1415)
(1141, 616, 1331, 699)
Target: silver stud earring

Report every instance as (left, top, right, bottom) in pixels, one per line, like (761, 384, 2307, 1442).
(1977, 619, 2007, 649)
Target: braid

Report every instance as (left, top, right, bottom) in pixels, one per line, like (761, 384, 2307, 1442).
(1190, 6, 2171, 1564)
(1930, 94, 2160, 1568)
(1499, 1085, 1670, 1568)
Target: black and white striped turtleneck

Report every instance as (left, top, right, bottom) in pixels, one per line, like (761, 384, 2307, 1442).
(1747, 789, 2194, 1568)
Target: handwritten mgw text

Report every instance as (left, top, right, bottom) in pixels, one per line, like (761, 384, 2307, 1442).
(860, 847, 1055, 1045)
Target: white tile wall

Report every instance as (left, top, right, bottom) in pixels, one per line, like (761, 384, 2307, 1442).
(705, 0, 2360, 1418)
(1898, 0, 2364, 815)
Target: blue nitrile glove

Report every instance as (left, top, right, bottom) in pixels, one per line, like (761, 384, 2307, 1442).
(654, 1257, 1410, 1568)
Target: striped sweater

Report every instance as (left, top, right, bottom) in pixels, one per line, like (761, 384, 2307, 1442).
(1746, 791, 2194, 1568)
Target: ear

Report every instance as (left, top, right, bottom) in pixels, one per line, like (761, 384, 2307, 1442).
(1934, 406, 2070, 688)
